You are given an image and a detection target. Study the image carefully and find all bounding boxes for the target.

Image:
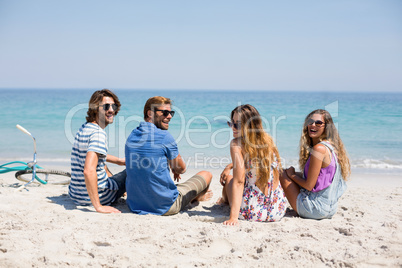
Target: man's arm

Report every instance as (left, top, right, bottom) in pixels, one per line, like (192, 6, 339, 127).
(106, 154, 125, 166)
(84, 151, 121, 213)
(168, 154, 186, 181)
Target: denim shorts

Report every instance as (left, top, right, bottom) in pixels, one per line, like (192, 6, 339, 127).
(296, 188, 337, 220)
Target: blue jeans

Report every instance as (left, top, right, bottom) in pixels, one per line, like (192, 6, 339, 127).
(109, 169, 127, 202)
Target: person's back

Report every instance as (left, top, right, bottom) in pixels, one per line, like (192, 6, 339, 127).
(125, 96, 212, 216)
(279, 109, 350, 219)
(239, 160, 287, 222)
(125, 122, 179, 215)
(69, 122, 117, 205)
(218, 104, 285, 225)
(304, 141, 336, 193)
(67, 89, 127, 214)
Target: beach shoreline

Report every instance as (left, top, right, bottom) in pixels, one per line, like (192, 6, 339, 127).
(1, 164, 401, 267)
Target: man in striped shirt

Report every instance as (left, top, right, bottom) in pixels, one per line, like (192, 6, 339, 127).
(69, 89, 126, 213)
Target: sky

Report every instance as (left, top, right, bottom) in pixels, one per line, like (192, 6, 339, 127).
(0, 0, 401, 92)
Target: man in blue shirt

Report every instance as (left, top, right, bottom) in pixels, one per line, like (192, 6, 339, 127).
(125, 96, 212, 215)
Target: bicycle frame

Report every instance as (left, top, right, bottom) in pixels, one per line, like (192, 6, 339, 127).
(16, 125, 40, 187)
(1, 125, 71, 190)
(0, 161, 43, 173)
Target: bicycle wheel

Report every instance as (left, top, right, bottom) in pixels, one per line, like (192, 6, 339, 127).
(15, 169, 71, 185)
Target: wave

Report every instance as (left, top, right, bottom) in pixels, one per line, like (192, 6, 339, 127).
(351, 159, 402, 170)
(282, 158, 402, 170)
(2, 157, 402, 172)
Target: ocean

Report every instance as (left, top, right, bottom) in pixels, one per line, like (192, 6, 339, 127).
(1, 89, 401, 175)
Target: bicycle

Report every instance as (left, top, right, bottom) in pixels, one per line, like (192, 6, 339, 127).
(0, 125, 71, 191)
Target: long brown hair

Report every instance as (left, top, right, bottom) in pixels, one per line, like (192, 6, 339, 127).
(86, 89, 121, 122)
(231, 104, 281, 190)
(299, 109, 351, 180)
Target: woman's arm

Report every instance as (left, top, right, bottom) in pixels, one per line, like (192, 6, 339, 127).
(220, 163, 233, 186)
(287, 144, 328, 191)
(223, 142, 245, 226)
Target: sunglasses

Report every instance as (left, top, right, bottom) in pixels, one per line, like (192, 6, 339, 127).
(227, 121, 241, 130)
(306, 119, 325, 127)
(155, 109, 175, 117)
(101, 103, 118, 111)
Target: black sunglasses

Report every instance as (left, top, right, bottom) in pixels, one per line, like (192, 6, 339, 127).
(227, 121, 241, 130)
(102, 103, 118, 111)
(306, 119, 325, 127)
(155, 109, 175, 117)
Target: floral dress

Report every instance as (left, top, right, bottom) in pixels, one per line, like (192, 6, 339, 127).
(239, 161, 287, 222)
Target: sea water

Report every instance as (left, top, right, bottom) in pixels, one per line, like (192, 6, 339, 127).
(1, 89, 401, 174)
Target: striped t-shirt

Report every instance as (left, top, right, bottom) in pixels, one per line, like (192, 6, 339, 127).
(68, 122, 118, 206)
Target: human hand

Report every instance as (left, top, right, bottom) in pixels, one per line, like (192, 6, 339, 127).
(173, 172, 181, 182)
(286, 166, 296, 178)
(220, 166, 231, 186)
(223, 218, 239, 226)
(95, 205, 121, 214)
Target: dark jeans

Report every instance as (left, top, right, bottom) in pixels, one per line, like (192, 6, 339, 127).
(109, 169, 127, 202)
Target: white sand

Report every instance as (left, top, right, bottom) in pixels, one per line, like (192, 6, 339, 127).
(0, 166, 401, 267)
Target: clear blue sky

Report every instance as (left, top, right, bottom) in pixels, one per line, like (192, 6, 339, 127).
(1, 0, 401, 92)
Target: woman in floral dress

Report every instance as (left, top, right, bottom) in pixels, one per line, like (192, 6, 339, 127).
(218, 104, 287, 225)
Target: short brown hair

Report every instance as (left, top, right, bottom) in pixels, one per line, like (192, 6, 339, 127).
(86, 89, 121, 122)
(143, 96, 172, 120)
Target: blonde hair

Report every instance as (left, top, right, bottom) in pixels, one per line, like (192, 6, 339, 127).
(299, 109, 351, 180)
(143, 96, 172, 120)
(231, 104, 281, 190)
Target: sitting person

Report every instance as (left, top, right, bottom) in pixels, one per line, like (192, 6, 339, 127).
(218, 104, 287, 225)
(125, 96, 213, 215)
(69, 89, 126, 213)
(279, 109, 351, 219)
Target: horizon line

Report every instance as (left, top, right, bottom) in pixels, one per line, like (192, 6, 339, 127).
(1, 87, 401, 94)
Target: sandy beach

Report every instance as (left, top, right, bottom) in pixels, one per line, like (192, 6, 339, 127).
(1, 166, 401, 267)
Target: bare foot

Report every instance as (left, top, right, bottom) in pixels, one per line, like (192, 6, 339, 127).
(216, 196, 228, 205)
(195, 189, 213, 202)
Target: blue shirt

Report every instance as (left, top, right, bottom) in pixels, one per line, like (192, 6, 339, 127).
(125, 122, 179, 215)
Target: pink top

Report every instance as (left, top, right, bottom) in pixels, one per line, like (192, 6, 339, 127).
(304, 149, 337, 192)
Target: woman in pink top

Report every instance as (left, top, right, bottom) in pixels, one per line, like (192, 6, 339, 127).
(280, 109, 351, 219)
